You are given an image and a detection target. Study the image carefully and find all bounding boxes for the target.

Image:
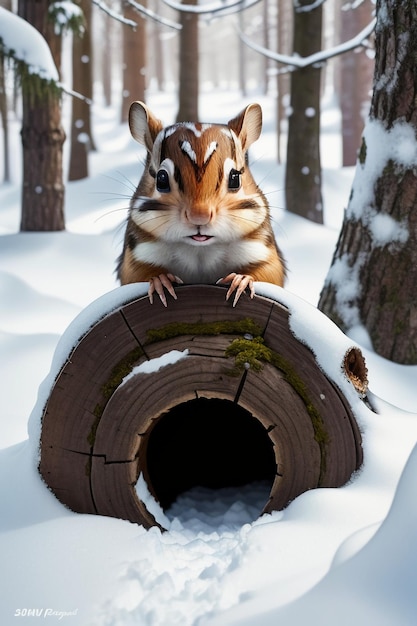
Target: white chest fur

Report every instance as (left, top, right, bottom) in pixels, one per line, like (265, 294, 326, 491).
(132, 238, 269, 283)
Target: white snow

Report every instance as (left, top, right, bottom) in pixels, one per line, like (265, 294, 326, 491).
(52, 1, 83, 23)
(1, 89, 417, 626)
(135, 473, 172, 528)
(368, 211, 408, 247)
(122, 349, 189, 383)
(322, 253, 364, 328)
(323, 115, 416, 331)
(348, 117, 417, 222)
(0, 7, 59, 81)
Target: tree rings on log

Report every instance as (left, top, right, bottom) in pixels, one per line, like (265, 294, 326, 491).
(39, 285, 365, 529)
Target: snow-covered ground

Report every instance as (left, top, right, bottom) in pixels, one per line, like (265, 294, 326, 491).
(1, 89, 416, 626)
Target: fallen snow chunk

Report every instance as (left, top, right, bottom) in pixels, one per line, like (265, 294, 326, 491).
(122, 349, 189, 384)
(369, 212, 409, 247)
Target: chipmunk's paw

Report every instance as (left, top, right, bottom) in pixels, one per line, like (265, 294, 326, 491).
(148, 274, 183, 307)
(216, 273, 255, 307)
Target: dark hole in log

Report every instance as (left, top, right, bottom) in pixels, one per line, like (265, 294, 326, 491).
(145, 397, 277, 510)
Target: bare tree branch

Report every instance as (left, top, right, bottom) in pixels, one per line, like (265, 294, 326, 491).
(161, 0, 261, 16)
(239, 17, 376, 69)
(126, 0, 182, 30)
(294, 0, 326, 13)
(92, 0, 182, 30)
(92, 0, 137, 27)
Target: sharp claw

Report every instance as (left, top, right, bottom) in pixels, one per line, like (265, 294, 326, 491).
(148, 281, 154, 305)
(232, 281, 247, 307)
(147, 274, 182, 307)
(160, 274, 177, 300)
(220, 273, 255, 306)
(168, 274, 184, 285)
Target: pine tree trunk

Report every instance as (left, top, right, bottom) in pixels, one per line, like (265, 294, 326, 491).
(285, 0, 323, 223)
(319, 0, 417, 364)
(339, 0, 374, 166)
(102, 11, 113, 106)
(121, 1, 147, 122)
(176, 0, 199, 122)
(0, 52, 9, 183)
(276, 0, 292, 163)
(0, 0, 11, 182)
(18, 0, 65, 231)
(69, 0, 95, 181)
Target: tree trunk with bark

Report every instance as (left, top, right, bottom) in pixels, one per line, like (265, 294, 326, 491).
(69, 0, 95, 181)
(0, 49, 9, 183)
(276, 0, 292, 163)
(101, 10, 113, 106)
(121, 1, 147, 122)
(339, 0, 374, 166)
(0, 0, 11, 182)
(176, 0, 199, 122)
(319, 0, 417, 364)
(285, 0, 323, 223)
(18, 0, 65, 231)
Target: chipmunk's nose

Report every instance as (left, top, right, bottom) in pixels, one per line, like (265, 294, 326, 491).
(187, 204, 213, 226)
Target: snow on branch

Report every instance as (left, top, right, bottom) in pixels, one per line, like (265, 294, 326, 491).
(294, 0, 326, 13)
(125, 0, 182, 30)
(0, 7, 59, 82)
(92, 0, 137, 27)
(239, 17, 376, 70)
(160, 0, 261, 16)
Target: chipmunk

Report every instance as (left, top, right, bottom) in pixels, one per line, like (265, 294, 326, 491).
(117, 101, 286, 306)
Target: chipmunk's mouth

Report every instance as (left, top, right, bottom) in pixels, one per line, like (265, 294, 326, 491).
(188, 233, 214, 244)
(191, 234, 213, 242)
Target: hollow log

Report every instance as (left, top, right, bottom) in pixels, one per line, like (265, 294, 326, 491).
(39, 285, 366, 529)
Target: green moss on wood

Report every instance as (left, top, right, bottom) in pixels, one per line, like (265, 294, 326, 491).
(145, 318, 263, 343)
(86, 346, 144, 447)
(101, 346, 144, 401)
(87, 408, 102, 448)
(226, 335, 329, 482)
(225, 336, 272, 372)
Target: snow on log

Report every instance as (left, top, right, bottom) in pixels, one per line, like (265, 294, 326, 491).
(39, 285, 367, 530)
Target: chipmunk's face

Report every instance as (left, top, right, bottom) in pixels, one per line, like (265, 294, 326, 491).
(128, 103, 269, 248)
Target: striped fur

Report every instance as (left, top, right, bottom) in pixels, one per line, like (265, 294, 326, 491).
(117, 102, 286, 293)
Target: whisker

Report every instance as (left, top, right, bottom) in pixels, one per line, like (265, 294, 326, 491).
(99, 171, 138, 195)
(228, 211, 287, 236)
(94, 207, 129, 224)
(87, 193, 133, 206)
(135, 214, 174, 234)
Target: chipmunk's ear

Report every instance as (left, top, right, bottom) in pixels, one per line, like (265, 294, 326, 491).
(228, 103, 262, 152)
(129, 101, 164, 152)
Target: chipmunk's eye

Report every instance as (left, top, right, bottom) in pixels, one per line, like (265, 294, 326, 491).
(156, 169, 171, 193)
(228, 168, 241, 191)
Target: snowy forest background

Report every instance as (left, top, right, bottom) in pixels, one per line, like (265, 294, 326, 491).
(1, 1, 417, 625)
